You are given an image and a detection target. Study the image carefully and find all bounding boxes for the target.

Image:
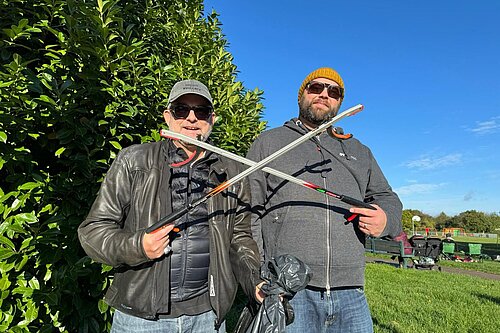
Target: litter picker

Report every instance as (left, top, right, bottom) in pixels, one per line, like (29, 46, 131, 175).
(160, 128, 375, 212)
(146, 104, 364, 233)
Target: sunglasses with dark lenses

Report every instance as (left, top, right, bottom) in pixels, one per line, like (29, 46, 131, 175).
(169, 104, 213, 120)
(306, 81, 344, 100)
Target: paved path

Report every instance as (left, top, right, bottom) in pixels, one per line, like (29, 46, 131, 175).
(365, 256, 500, 281)
(436, 265, 500, 280)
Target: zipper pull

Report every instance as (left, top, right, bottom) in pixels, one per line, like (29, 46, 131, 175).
(210, 274, 216, 296)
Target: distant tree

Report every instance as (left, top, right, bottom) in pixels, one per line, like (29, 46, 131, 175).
(0, 0, 265, 331)
(402, 209, 435, 233)
(434, 212, 450, 230)
(422, 217, 436, 230)
(401, 209, 413, 232)
(491, 213, 500, 231)
(404, 209, 500, 234)
(449, 210, 493, 233)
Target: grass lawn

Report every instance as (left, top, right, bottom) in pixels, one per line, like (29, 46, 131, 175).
(452, 236, 499, 244)
(366, 263, 500, 332)
(227, 260, 500, 332)
(366, 251, 500, 275)
(438, 259, 500, 275)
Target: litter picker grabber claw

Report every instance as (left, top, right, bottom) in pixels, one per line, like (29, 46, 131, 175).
(146, 104, 364, 234)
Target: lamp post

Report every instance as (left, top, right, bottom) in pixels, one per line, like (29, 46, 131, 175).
(412, 215, 421, 236)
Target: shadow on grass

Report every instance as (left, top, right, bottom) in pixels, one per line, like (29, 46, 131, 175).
(366, 257, 402, 269)
(472, 292, 500, 306)
(372, 316, 404, 333)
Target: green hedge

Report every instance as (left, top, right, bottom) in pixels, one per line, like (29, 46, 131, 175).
(0, 0, 265, 331)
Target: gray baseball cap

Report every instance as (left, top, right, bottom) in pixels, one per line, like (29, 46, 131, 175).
(168, 79, 213, 105)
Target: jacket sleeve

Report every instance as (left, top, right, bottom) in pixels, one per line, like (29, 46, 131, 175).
(78, 149, 149, 268)
(365, 149, 403, 238)
(245, 138, 267, 263)
(229, 176, 264, 300)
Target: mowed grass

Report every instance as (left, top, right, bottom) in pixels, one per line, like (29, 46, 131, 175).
(366, 263, 500, 333)
(452, 235, 499, 244)
(227, 262, 500, 332)
(438, 259, 500, 275)
(366, 251, 500, 275)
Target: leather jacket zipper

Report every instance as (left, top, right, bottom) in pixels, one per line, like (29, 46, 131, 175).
(207, 187, 221, 330)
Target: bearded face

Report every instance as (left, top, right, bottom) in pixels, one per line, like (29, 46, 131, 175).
(298, 78, 343, 128)
(298, 92, 341, 127)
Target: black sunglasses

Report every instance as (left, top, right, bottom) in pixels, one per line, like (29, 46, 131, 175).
(169, 104, 213, 120)
(306, 81, 344, 100)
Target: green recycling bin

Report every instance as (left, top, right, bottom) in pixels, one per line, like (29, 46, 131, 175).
(468, 243, 482, 255)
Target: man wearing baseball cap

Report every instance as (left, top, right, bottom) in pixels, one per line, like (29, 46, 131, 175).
(79, 79, 264, 332)
(247, 68, 403, 332)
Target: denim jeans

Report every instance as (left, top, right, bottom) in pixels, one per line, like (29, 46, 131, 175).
(111, 309, 225, 333)
(286, 287, 373, 333)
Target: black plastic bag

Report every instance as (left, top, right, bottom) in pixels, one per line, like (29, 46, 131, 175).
(235, 254, 312, 333)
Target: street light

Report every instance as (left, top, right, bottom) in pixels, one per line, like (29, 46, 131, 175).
(412, 215, 421, 236)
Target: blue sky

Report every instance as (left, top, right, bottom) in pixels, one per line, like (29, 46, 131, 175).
(203, 0, 500, 217)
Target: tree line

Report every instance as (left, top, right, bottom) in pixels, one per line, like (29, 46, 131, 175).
(402, 209, 500, 234)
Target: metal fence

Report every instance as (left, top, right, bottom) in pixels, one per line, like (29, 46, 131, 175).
(413, 230, 498, 239)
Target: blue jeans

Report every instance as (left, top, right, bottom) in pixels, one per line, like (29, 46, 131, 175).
(111, 309, 225, 333)
(286, 288, 373, 333)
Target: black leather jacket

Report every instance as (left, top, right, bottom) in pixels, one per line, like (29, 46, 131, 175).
(78, 140, 261, 327)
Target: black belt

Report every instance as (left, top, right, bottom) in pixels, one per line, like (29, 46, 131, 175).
(305, 285, 363, 292)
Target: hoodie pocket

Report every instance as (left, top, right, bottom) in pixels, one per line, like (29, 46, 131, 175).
(263, 206, 290, 259)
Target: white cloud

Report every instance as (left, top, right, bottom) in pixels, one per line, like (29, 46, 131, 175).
(403, 153, 462, 170)
(394, 183, 445, 196)
(468, 116, 500, 135)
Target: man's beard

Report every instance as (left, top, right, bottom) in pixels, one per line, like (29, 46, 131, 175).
(299, 97, 341, 126)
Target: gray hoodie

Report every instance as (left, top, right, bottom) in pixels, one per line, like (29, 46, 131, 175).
(246, 118, 402, 289)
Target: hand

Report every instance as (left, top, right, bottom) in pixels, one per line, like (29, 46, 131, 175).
(143, 224, 176, 259)
(255, 281, 266, 303)
(350, 204, 387, 237)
